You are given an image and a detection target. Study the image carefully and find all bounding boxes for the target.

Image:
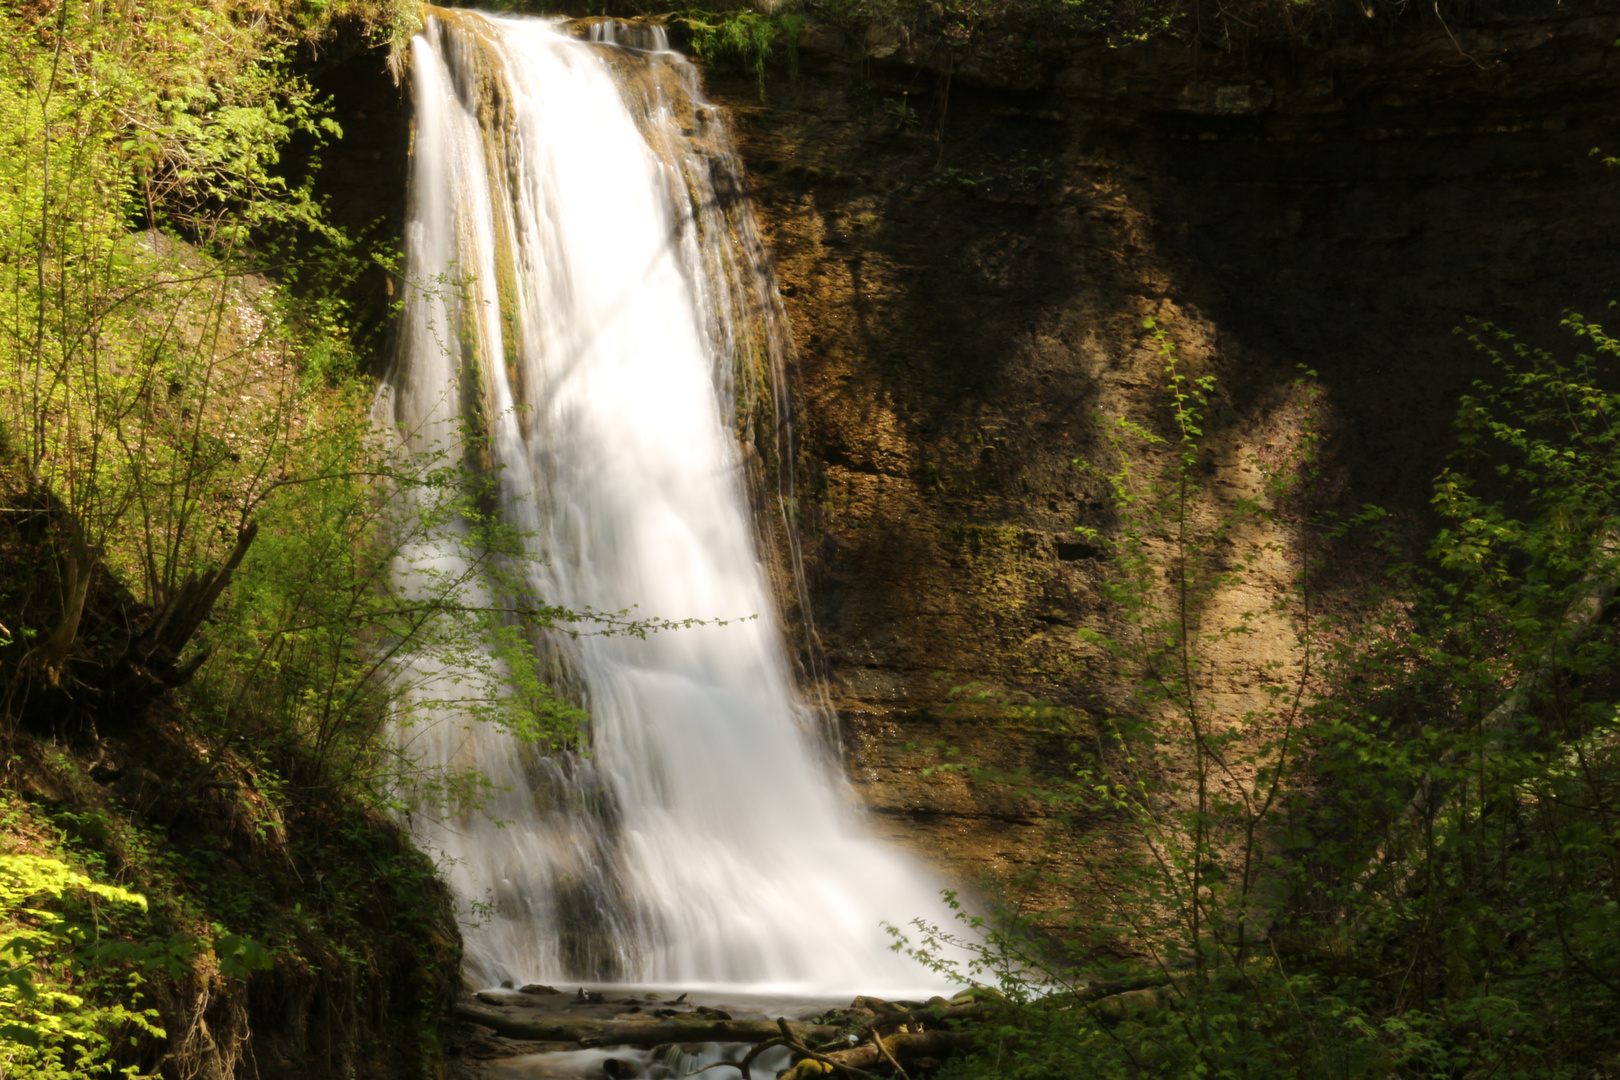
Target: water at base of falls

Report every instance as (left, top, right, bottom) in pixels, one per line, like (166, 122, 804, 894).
(383, 8, 957, 996)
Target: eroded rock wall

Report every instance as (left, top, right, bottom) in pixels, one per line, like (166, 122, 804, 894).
(703, 3, 1620, 919)
(308, 6, 1620, 928)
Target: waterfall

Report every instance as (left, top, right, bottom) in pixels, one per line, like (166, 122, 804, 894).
(382, 8, 951, 995)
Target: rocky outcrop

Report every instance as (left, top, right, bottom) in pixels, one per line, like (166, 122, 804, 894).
(703, 3, 1620, 919)
(304, 3, 1620, 927)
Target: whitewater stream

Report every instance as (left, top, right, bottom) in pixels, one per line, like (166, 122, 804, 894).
(380, 8, 954, 999)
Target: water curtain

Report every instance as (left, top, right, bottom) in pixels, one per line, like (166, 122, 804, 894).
(383, 9, 947, 993)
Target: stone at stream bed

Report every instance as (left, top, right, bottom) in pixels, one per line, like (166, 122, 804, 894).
(691, 1006, 731, 1020)
(522, 984, 560, 995)
(849, 995, 928, 1014)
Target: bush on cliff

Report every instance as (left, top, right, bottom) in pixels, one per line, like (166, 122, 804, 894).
(896, 314, 1620, 1079)
(0, 2, 507, 1077)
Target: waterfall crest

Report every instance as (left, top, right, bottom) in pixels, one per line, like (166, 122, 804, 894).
(384, 8, 950, 994)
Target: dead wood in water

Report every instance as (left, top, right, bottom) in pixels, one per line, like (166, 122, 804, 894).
(688, 1017, 889, 1080)
(455, 1001, 838, 1047)
(774, 1029, 978, 1080)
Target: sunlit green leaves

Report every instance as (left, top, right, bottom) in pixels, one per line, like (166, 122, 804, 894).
(0, 855, 165, 1080)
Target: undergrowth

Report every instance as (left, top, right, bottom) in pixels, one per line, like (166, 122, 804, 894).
(893, 313, 1620, 1078)
(0, 2, 468, 1076)
(0, 850, 162, 1080)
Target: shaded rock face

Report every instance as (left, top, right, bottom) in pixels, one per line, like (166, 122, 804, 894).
(310, 6, 1620, 922)
(700, 7, 1620, 910)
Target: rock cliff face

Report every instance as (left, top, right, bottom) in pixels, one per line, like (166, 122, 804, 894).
(699, 3, 1620, 917)
(310, 3, 1620, 925)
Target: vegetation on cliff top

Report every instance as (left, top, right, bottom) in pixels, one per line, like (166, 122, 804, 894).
(512, 0, 1507, 100)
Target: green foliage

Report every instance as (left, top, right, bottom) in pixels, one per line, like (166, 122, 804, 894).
(799, 0, 1186, 52)
(0, 854, 162, 1079)
(680, 8, 804, 101)
(900, 899, 1426, 1080)
(897, 312, 1620, 1077)
(0, 0, 613, 802)
(896, 321, 1350, 1078)
(929, 152, 1054, 197)
(187, 392, 612, 802)
(1052, 320, 1317, 974)
(0, 0, 356, 674)
(0, 2, 497, 1076)
(0, 2, 569, 1067)
(883, 92, 919, 130)
(1294, 313, 1620, 1075)
(0, 752, 449, 1080)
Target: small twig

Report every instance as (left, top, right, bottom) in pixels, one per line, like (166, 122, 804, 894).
(872, 1030, 911, 1080)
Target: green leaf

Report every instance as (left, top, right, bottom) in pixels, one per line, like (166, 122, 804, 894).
(0, 1023, 41, 1048)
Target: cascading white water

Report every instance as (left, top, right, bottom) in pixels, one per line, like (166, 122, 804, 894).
(382, 8, 953, 995)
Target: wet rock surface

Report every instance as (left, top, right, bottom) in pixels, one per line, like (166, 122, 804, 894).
(702, 3, 1620, 926)
(307, 4, 1620, 935)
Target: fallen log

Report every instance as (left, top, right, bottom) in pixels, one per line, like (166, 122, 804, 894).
(780, 1031, 978, 1080)
(826, 977, 1168, 1046)
(456, 1002, 837, 1047)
